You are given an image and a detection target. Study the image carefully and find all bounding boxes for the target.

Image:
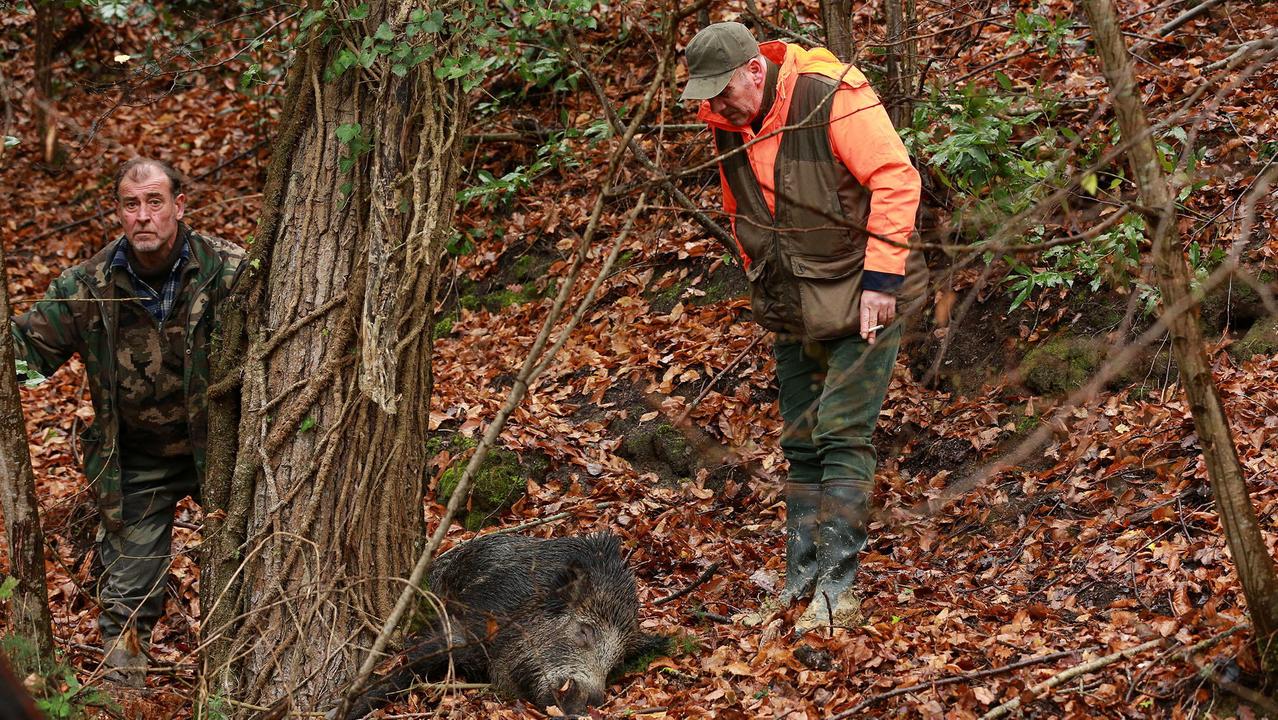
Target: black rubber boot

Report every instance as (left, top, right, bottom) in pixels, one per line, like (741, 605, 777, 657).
(796, 481, 869, 632)
(778, 481, 822, 606)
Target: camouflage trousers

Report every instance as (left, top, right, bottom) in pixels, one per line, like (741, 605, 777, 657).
(96, 460, 197, 647)
(774, 328, 899, 492)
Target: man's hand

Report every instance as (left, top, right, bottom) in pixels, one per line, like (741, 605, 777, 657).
(860, 289, 896, 344)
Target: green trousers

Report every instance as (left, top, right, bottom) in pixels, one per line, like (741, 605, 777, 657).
(774, 329, 899, 491)
(96, 460, 197, 646)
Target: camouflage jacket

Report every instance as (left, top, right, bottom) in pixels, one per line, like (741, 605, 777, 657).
(11, 225, 244, 530)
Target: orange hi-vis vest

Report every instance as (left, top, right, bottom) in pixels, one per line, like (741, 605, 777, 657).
(699, 41, 924, 340)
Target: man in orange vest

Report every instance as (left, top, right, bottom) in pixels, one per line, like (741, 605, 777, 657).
(681, 22, 923, 632)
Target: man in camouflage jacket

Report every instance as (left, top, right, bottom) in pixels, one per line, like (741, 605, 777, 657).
(11, 158, 243, 686)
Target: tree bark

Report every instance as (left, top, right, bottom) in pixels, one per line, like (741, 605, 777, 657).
(1082, 0, 1278, 676)
(200, 2, 466, 712)
(820, 0, 855, 62)
(0, 246, 55, 663)
(32, 0, 59, 165)
(883, 0, 917, 128)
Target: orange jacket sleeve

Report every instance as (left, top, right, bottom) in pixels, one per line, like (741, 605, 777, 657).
(828, 82, 920, 291)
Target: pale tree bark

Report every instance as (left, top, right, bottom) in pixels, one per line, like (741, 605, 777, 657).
(820, 0, 855, 62)
(1083, 0, 1278, 675)
(200, 1, 467, 713)
(883, 0, 917, 128)
(0, 246, 55, 663)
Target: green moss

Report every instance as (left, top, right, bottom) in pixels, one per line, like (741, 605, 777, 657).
(1015, 413, 1040, 434)
(649, 277, 691, 313)
(674, 632, 702, 655)
(438, 445, 529, 530)
(1021, 336, 1106, 396)
(611, 635, 677, 680)
(1230, 315, 1278, 362)
(482, 289, 524, 311)
(431, 434, 541, 529)
(433, 314, 456, 339)
(511, 254, 536, 280)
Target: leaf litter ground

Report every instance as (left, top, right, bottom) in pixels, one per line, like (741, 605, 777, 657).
(1, 0, 1277, 717)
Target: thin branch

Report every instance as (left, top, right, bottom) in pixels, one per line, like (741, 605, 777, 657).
(655, 562, 720, 606)
(1155, 0, 1224, 37)
(832, 646, 1093, 718)
(482, 501, 617, 537)
(675, 333, 766, 425)
(979, 637, 1164, 719)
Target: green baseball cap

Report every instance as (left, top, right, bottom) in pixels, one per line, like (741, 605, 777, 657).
(680, 22, 760, 102)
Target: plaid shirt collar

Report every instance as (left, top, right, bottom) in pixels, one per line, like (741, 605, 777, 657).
(111, 227, 191, 323)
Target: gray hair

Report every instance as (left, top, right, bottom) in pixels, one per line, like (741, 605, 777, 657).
(114, 157, 185, 199)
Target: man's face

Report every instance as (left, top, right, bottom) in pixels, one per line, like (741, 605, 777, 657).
(117, 165, 185, 256)
(708, 60, 765, 127)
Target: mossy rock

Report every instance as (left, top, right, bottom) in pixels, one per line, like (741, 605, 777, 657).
(1200, 281, 1265, 334)
(1230, 315, 1278, 362)
(620, 421, 694, 480)
(436, 442, 546, 530)
(688, 263, 748, 307)
(1020, 335, 1110, 396)
(647, 275, 691, 314)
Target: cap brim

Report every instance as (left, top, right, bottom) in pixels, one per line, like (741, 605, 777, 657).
(679, 69, 736, 101)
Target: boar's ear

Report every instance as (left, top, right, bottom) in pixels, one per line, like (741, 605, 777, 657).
(544, 559, 591, 614)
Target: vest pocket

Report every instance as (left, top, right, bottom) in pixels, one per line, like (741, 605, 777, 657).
(744, 257, 791, 332)
(791, 254, 863, 340)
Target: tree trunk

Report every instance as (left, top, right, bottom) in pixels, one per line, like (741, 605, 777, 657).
(1083, 0, 1278, 677)
(32, 0, 59, 165)
(883, 0, 917, 128)
(820, 0, 855, 63)
(0, 246, 55, 663)
(200, 2, 467, 712)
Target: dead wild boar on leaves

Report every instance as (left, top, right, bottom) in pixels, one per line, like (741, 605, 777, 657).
(344, 532, 665, 718)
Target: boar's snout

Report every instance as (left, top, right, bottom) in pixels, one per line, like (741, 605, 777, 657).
(548, 675, 607, 716)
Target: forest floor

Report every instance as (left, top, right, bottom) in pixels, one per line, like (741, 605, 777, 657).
(2, 0, 1277, 717)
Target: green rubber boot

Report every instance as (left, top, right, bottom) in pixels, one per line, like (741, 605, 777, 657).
(795, 481, 869, 633)
(102, 629, 147, 688)
(778, 482, 822, 606)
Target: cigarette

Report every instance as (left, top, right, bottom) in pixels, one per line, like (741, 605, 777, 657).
(866, 324, 884, 333)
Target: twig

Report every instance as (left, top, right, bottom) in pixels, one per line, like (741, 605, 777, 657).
(569, 46, 741, 264)
(1155, 0, 1224, 37)
(675, 333, 766, 424)
(468, 123, 703, 143)
(979, 637, 1163, 719)
(1191, 657, 1278, 716)
(408, 681, 491, 692)
(743, 0, 818, 47)
(832, 647, 1092, 718)
(655, 562, 721, 606)
(689, 609, 732, 623)
(482, 501, 617, 536)
(1203, 37, 1277, 72)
